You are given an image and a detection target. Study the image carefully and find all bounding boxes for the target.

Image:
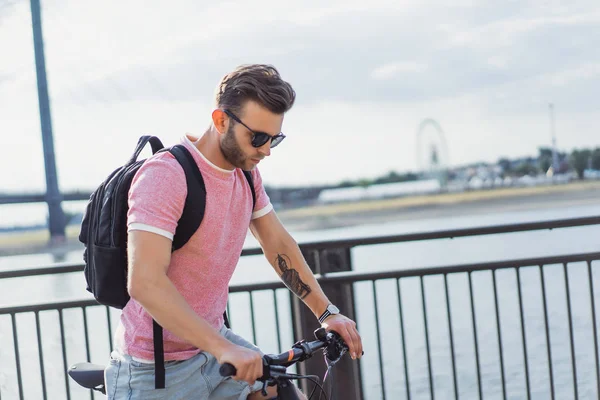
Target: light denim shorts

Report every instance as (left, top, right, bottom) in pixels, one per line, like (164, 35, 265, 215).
(104, 325, 264, 400)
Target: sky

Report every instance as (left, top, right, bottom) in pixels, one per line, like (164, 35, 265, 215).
(1, 0, 599, 193)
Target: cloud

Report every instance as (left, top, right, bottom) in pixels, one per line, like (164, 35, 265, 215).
(371, 62, 428, 80)
(31, 0, 596, 113)
(446, 10, 600, 49)
(545, 63, 600, 87)
(1, 0, 598, 189)
(0, 72, 15, 86)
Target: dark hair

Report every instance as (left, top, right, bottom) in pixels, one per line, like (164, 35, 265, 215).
(215, 64, 296, 116)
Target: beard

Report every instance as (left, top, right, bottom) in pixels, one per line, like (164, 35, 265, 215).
(220, 124, 250, 170)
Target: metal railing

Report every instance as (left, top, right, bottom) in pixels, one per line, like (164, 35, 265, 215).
(1, 216, 599, 399)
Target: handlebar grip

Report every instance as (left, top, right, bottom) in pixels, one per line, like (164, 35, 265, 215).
(219, 363, 237, 377)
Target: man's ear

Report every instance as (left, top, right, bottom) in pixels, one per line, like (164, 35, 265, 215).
(211, 109, 228, 134)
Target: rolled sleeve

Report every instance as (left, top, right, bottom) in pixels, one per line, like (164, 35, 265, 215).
(250, 168, 273, 219)
(127, 153, 187, 237)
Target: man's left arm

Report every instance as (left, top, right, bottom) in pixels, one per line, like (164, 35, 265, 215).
(250, 211, 363, 359)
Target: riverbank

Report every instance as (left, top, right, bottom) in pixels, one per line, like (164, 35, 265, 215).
(2, 180, 599, 257)
(277, 180, 600, 230)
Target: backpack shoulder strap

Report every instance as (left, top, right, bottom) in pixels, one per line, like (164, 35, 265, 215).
(129, 136, 164, 164)
(151, 144, 207, 390)
(242, 170, 257, 211)
(152, 320, 165, 388)
(168, 144, 207, 251)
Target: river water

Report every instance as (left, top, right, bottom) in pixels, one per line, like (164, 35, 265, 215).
(1, 203, 600, 399)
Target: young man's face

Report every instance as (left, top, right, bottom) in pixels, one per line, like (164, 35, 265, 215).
(219, 101, 284, 171)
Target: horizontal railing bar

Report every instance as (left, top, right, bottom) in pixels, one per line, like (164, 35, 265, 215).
(228, 251, 600, 291)
(0, 264, 83, 279)
(229, 281, 287, 292)
(3, 252, 598, 315)
(0, 299, 100, 315)
(313, 252, 600, 284)
(3, 216, 599, 278)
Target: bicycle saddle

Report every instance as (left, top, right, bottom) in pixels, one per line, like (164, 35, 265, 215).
(68, 362, 105, 390)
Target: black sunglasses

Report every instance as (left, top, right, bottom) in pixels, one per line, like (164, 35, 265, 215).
(223, 109, 286, 148)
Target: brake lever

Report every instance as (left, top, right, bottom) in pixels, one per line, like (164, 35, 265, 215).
(266, 365, 286, 378)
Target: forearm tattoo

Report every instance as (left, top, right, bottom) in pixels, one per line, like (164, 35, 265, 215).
(276, 254, 312, 300)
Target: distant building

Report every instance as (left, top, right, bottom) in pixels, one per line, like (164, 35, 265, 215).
(317, 179, 441, 204)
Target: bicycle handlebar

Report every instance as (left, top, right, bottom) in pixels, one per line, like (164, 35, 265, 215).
(219, 328, 347, 380)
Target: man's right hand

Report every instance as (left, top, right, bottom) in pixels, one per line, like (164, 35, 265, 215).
(217, 344, 263, 386)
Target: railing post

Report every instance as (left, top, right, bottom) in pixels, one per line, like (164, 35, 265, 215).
(290, 246, 363, 399)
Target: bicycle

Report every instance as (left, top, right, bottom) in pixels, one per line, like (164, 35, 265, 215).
(68, 327, 350, 399)
(219, 327, 349, 399)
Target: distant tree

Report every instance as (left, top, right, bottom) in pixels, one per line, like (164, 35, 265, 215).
(374, 171, 399, 184)
(403, 172, 418, 181)
(538, 147, 553, 173)
(387, 171, 401, 180)
(336, 180, 355, 188)
(570, 149, 592, 179)
(592, 148, 600, 170)
(373, 171, 420, 184)
(497, 158, 512, 174)
(558, 151, 568, 161)
(356, 179, 372, 188)
(515, 163, 538, 176)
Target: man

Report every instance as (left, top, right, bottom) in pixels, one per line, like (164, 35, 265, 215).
(105, 64, 363, 399)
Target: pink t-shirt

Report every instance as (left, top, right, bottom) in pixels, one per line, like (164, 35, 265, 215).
(115, 135, 273, 361)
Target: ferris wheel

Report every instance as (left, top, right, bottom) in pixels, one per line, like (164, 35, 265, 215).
(416, 118, 450, 185)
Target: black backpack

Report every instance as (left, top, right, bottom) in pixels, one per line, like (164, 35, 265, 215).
(78, 135, 256, 389)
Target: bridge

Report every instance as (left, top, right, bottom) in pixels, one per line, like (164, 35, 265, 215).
(0, 192, 91, 205)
